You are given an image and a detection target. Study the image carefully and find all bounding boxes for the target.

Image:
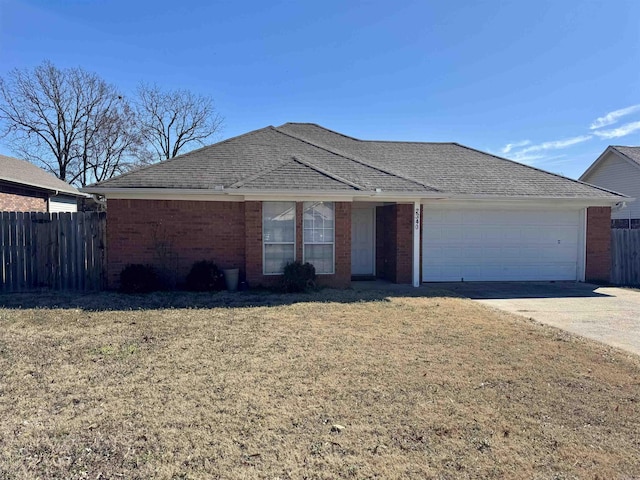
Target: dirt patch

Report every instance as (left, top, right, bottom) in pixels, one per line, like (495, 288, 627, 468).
(0, 289, 639, 479)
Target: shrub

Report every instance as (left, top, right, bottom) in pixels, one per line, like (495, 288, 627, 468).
(185, 260, 225, 291)
(282, 261, 316, 293)
(120, 264, 161, 293)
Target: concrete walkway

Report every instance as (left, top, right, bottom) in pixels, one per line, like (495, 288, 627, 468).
(428, 282, 640, 356)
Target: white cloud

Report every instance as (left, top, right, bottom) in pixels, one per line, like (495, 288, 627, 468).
(501, 140, 531, 154)
(592, 120, 640, 139)
(590, 104, 640, 130)
(518, 135, 592, 154)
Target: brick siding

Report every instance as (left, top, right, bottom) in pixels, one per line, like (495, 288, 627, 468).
(319, 201, 351, 288)
(107, 199, 246, 288)
(108, 199, 351, 290)
(585, 206, 611, 283)
(244, 201, 264, 287)
(0, 182, 48, 212)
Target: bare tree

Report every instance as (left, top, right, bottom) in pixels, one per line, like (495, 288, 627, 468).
(83, 102, 143, 184)
(0, 61, 139, 186)
(135, 84, 223, 162)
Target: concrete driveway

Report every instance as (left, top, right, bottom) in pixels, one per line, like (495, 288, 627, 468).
(430, 282, 640, 356)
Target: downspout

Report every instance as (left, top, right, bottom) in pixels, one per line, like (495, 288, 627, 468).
(48, 189, 59, 213)
(92, 195, 107, 207)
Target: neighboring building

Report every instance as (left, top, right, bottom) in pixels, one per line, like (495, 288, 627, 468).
(0, 154, 86, 212)
(580, 146, 640, 228)
(83, 123, 625, 289)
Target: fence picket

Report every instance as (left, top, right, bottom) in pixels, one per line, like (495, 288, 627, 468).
(35, 214, 48, 288)
(77, 213, 85, 291)
(0, 213, 7, 291)
(8, 212, 17, 291)
(24, 213, 32, 289)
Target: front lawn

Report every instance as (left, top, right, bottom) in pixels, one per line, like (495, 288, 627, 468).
(0, 289, 639, 479)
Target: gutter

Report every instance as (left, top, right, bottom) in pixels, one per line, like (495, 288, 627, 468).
(79, 186, 629, 206)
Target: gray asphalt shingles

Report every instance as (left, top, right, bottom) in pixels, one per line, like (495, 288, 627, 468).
(0, 154, 83, 196)
(277, 123, 622, 198)
(89, 123, 625, 199)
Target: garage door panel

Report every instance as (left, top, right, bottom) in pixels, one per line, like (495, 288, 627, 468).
(423, 207, 581, 282)
(441, 226, 464, 242)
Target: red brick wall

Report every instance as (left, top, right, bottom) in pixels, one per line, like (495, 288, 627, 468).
(585, 206, 611, 283)
(316, 202, 351, 288)
(107, 199, 246, 288)
(108, 199, 353, 290)
(375, 203, 413, 284)
(244, 201, 265, 287)
(0, 182, 48, 212)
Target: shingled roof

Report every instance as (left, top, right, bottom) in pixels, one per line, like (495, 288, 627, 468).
(86, 123, 624, 200)
(0, 154, 83, 197)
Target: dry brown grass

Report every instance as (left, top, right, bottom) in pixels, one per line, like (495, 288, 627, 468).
(0, 288, 639, 479)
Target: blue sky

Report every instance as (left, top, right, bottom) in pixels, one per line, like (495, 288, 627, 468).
(1, 0, 639, 179)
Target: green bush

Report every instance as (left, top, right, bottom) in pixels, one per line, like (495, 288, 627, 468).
(120, 264, 161, 293)
(185, 260, 225, 291)
(282, 261, 316, 293)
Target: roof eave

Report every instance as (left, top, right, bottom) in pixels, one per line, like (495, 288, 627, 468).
(437, 194, 630, 208)
(80, 186, 444, 201)
(2, 177, 87, 197)
(80, 186, 627, 206)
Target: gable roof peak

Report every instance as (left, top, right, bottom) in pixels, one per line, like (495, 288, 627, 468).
(580, 145, 640, 182)
(274, 124, 439, 192)
(278, 122, 363, 142)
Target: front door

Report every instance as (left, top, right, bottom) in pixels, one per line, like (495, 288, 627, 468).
(351, 207, 375, 275)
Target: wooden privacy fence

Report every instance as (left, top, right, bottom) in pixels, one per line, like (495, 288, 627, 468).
(611, 228, 640, 286)
(0, 212, 106, 292)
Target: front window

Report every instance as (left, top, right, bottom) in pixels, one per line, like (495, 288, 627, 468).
(303, 202, 335, 274)
(263, 201, 295, 274)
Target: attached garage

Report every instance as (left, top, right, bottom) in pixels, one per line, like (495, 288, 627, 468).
(422, 204, 586, 282)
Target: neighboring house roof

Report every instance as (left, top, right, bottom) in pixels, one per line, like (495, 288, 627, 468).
(0, 154, 85, 197)
(580, 146, 640, 181)
(84, 123, 625, 201)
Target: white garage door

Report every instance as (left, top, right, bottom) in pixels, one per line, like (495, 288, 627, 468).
(422, 207, 582, 282)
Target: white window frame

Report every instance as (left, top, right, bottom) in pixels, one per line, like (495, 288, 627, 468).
(303, 201, 335, 275)
(262, 201, 296, 275)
